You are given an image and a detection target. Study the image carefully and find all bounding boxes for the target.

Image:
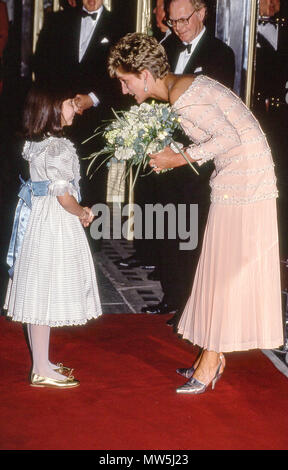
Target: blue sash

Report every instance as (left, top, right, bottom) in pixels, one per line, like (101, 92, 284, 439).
(6, 176, 79, 278)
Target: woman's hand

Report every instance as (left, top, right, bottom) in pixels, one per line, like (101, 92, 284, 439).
(149, 146, 186, 172)
(79, 207, 94, 227)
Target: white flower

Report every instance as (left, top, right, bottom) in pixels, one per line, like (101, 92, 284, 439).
(115, 147, 135, 161)
(158, 131, 168, 140)
(86, 101, 188, 182)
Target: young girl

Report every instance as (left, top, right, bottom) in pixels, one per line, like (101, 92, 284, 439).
(4, 86, 102, 389)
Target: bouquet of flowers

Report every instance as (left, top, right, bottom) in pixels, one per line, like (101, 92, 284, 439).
(84, 101, 199, 189)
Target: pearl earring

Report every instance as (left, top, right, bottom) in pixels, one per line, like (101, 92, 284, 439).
(144, 80, 148, 93)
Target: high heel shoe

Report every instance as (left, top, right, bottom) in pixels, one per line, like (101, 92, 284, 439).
(176, 366, 195, 379)
(176, 350, 204, 378)
(30, 373, 80, 389)
(176, 353, 225, 394)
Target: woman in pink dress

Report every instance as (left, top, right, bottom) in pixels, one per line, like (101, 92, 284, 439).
(108, 33, 283, 394)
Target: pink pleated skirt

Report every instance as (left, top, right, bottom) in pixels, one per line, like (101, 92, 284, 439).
(177, 199, 284, 352)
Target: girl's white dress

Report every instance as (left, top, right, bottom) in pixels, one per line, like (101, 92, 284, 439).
(5, 136, 102, 326)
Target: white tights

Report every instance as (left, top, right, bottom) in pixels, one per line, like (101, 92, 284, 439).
(27, 324, 66, 380)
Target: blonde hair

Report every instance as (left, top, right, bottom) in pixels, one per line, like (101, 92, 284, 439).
(165, 0, 208, 18)
(185, 0, 207, 10)
(108, 33, 170, 80)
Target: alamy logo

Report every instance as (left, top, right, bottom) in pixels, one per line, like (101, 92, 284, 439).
(90, 203, 198, 251)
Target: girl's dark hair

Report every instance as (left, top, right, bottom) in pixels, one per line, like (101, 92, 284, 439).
(22, 85, 73, 140)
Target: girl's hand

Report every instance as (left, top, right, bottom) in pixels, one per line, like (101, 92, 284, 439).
(74, 94, 93, 115)
(79, 207, 94, 227)
(149, 146, 185, 172)
(71, 98, 79, 114)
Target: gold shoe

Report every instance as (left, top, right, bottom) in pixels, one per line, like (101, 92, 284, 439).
(54, 363, 73, 376)
(30, 373, 80, 389)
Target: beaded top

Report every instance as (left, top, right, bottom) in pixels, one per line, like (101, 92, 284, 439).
(174, 75, 278, 205)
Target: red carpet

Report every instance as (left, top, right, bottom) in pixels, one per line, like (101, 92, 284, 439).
(0, 313, 288, 450)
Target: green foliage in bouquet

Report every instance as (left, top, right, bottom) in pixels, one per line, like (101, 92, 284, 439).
(83, 101, 199, 189)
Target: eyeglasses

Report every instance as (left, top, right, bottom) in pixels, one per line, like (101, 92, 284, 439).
(167, 10, 196, 28)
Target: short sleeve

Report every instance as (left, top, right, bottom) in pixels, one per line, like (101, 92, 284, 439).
(45, 138, 76, 196)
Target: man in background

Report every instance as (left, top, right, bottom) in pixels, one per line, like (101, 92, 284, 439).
(164, 0, 235, 86)
(152, 0, 171, 42)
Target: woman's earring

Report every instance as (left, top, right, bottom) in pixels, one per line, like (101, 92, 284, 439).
(144, 79, 148, 93)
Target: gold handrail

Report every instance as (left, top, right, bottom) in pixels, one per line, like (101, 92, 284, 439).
(103, 0, 112, 11)
(125, 0, 152, 241)
(136, 0, 152, 34)
(53, 0, 60, 11)
(245, 0, 259, 108)
(32, 0, 44, 53)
